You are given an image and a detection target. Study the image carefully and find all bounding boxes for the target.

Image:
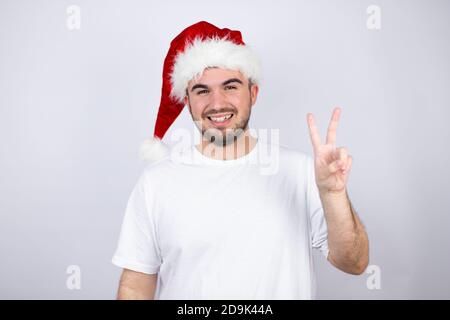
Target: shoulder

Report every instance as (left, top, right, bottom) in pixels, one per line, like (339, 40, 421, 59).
(280, 143, 310, 161)
(260, 141, 312, 167)
(138, 146, 194, 185)
(140, 155, 174, 180)
(254, 141, 314, 179)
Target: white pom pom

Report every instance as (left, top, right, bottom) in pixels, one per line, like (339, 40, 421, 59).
(139, 137, 169, 162)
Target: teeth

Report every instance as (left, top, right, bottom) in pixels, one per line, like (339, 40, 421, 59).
(210, 114, 232, 122)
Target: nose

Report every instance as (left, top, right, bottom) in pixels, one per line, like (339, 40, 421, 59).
(208, 88, 227, 110)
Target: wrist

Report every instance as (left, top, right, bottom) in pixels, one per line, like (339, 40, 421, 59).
(319, 188, 347, 199)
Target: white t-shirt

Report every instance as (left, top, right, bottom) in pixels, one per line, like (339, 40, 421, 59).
(112, 140, 329, 299)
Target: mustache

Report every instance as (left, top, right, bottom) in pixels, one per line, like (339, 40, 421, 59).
(202, 107, 237, 118)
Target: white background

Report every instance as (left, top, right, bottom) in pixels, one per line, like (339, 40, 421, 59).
(0, 0, 449, 299)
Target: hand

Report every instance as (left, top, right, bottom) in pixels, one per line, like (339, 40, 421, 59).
(306, 107, 353, 195)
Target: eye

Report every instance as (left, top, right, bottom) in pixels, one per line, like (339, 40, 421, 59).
(196, 89, 209, 95)
(224, 85, 237, 90)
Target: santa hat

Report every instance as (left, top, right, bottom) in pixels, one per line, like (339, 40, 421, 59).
(140, 21, 262, 162)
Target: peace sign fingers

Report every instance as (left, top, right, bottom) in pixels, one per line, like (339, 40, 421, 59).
(307, 107, 342, 154)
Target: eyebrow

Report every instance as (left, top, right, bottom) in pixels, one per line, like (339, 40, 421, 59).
(190, 78, 243, 92)
(222, 78, 243, 86)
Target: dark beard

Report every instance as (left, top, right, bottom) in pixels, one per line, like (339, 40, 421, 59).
(188, 101, 252, 147)
(205, 120, 248, 147)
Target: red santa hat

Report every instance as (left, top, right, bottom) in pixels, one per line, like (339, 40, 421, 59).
(140, 21, 262, 162)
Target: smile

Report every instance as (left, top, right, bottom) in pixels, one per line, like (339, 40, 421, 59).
(207, 113, 234, 125)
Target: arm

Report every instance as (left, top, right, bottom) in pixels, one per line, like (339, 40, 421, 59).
(306, 107, 369, 275)
(117, 269, 158, 300)
(320, 189, 369, 275)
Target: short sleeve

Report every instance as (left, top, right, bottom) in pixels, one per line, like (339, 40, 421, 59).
(305, 155, 329, 259)
(111, 172, 162, 274)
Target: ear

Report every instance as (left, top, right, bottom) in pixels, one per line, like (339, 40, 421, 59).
(250, 84, 259, 106)
(184, 83, 192, 106)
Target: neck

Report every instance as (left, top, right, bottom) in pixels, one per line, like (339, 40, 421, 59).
(196, 129, 257, 160)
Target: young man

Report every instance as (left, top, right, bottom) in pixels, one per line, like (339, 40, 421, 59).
(112, 21, 369, 300)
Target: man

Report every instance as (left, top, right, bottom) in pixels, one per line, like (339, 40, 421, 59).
(111, 21, 369, 299)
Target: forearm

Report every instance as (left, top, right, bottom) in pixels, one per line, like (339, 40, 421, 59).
(319, 189, 369, 275)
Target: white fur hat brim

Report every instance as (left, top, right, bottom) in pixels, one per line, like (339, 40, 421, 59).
(169, 36, 262, 103)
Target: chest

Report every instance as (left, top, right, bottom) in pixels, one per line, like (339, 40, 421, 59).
(153, 169, 308, 259)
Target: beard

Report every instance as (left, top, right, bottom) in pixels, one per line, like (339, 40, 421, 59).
(204, 119, 248, 147)
(188, 100, 252, 147)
